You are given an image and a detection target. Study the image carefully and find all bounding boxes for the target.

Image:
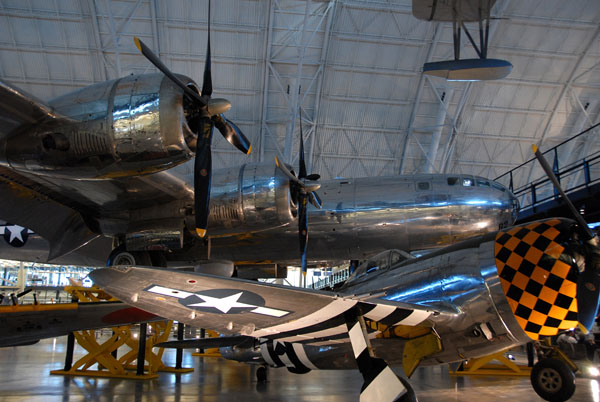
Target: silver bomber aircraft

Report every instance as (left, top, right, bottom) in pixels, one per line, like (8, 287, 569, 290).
(0, 20, 519, 270)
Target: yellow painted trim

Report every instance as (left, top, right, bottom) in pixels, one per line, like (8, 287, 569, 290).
(0, 303, 78, 313)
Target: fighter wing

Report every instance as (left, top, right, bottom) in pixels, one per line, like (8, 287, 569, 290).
(90, 266, 442, 342)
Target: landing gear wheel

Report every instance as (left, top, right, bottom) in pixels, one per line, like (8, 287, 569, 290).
(256, 366, 267, 382)
(530, 358, 575, 401)
(107, 245, 152, 266)
(397, 376, 417, 402)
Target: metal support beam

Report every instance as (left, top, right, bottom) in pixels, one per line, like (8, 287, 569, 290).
(525, 24, 600, 185)
(283, 0, 312, 163)
(258, 0, 275, 163)
(398, 23, 441, 174)
(87, 0, 108, 80)
(136, 323, 148, 375)
(103, 0, 122, 77)
(425, 84, 453, 173)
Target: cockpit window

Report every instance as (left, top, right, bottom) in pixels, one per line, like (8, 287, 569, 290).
(476, 179, 490, 187)
(462, 177, 474, 187)
(417, 182, 430, 190)
(346, 250, 414, 283)
(447, 177, 459, 186)
(491, 182, 506, 192)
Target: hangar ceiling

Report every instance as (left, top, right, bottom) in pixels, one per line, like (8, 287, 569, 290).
(0, 0, 599, 183)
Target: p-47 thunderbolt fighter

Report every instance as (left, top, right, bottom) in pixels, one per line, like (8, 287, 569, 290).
(91, 147, 600, 402)
(91, 215, 600, 402)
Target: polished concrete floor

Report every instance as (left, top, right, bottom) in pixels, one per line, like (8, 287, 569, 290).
(0, 337, 598, 401)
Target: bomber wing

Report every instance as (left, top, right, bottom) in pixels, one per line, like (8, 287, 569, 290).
(0, 79, 62, 139)
(0, 301, 159, 347)
(89, 266, 444, 343)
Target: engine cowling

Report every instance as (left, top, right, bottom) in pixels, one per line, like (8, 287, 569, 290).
(201, 163, 297, 236)
(0, 73, 196, 179)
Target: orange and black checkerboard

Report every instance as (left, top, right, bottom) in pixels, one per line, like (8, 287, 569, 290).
(495, 219, 578, 340)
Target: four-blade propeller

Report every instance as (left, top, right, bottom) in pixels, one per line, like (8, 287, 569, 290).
(275, 116, 322, 273)
(134, 0, 250, 238)
(533, 144, 600, 332)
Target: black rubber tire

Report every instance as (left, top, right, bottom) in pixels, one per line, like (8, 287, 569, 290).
(107, 246, 152, 266)
(530, 358, 576, 402)
(256, 366, 267, 382)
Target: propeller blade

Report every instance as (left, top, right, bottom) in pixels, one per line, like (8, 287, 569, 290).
(275, 156, 302, 185)
(303, 182, 321, 193)
(134, 37, 206, 107)
(298, 195, 308, 273)
(212, 115, 251, 154)
(577, 263, 600, 332)
(532, 145, 594, 240)
(306, 173, 320, 181)
(194, 121, 213, 238)
(532, 144, 600, 331)
(308, 191, 322, 209)
(201, 0, 212, 97)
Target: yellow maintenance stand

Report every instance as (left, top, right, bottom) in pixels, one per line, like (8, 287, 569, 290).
(450, 348, 532, 376)
(50, 286, 193, 379)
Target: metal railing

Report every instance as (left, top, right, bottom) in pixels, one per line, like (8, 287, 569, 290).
(495, 122, 600, 213)
(311, 268, 350, 290)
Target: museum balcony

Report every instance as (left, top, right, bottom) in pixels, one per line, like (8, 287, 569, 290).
(495, 122, 600, 225)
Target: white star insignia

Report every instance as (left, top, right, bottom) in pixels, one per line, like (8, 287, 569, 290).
(5, 225, 25, 243)
(145, 285, 290, 317)
(187, 292, 255, 313)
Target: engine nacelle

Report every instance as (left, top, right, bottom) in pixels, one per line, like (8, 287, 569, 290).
(0, 73, 195, 179)
(200, 163, 296, 236)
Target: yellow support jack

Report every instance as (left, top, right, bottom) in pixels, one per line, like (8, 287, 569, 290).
(51, 325, 159, 379)
(192, 329, 222, 358)
(63, 285, 117, 302)
(450, 349, 532, 376)
(52, 288, 194, 379)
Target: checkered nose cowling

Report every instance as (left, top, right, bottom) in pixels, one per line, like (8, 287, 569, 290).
(495, 218, 579, 340)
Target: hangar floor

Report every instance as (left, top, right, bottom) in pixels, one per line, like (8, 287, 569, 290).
(0, 337, 598, 401)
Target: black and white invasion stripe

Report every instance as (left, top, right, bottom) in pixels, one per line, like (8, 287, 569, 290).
(259, 340, 318, 372)
(345, 309, 407, 402)
(252, 299, 431, 345)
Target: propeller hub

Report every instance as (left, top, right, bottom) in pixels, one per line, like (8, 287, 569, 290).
(207, 98, 232, 116)
(303, 183, 321, 193)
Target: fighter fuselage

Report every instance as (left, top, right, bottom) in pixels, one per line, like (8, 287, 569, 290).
(222, 218, 584, 372)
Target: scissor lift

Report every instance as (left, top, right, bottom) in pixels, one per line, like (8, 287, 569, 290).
(50, 286, 193, 379)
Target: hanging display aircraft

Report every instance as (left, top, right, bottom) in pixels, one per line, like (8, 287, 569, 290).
(0, 1, 519, 272)
(413, 0, 513, 81)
